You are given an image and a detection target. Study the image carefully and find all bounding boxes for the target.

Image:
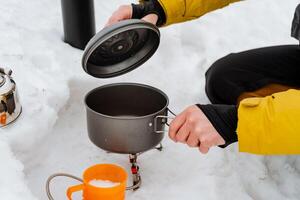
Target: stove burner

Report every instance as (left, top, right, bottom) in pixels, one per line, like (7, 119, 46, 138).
(126, 143, 163, 190)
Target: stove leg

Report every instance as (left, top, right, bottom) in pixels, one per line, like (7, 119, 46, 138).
(127, 154, 142, 190)
(132, 171, 141, 190)
(154, 143, 163, 151)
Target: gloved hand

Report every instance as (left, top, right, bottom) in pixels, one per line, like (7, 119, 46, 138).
(105, 0, 166, 27)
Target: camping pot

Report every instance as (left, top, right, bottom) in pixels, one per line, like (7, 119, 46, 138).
(82, 21, 172, 154)
(0, 68, 22, 127)
(85, 83, 174, 154)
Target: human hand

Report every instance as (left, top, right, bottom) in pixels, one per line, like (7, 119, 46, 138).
(105, 5, 158, 27)
(169, 105, 226, 154)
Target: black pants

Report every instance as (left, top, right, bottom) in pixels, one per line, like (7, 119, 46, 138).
(198, 45, 300, 146)
(205, 45, 300, 104)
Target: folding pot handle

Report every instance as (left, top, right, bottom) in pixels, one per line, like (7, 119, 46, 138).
(154, 108, 176, 134)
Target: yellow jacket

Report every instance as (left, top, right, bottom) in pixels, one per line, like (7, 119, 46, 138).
(157, 0, 241, 25)
(154, 0, 300, 155)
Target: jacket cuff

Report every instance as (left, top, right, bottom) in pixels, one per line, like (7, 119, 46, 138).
(196, 104, 238, 148)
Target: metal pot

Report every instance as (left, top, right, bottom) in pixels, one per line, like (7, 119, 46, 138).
(0, 68, 22, 127)
(84, 83, 172, 154)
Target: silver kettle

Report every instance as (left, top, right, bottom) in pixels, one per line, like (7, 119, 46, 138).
(0, 68, 22, 127)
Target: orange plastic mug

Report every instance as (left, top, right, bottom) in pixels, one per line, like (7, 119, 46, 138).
(46, 164, 128, 200)
(67, 164, 127, 200)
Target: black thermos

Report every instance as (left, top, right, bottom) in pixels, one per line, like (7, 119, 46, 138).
(61, 0, 96, 50)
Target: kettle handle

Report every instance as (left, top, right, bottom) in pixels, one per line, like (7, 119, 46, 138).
(0, 67, 12, 76)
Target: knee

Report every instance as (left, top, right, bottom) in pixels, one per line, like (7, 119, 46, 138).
(205, 54, 237, 104)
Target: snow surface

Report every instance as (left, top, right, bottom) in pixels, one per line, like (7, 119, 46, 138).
(1, 0, 300, 199)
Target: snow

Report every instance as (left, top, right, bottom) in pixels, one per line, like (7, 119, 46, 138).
(0, 0, 300, 200)
(89, 180, 120, 188)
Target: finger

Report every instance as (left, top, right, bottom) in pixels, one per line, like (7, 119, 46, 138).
(200, 134, 222, 148)
(175, 123, 190, 143)
(217, 136, 226, 146)
(141, 14, 158, 25)
(105, 16, 121, 27)
(168, 112, 187, 142)
(198, 144, 209, 154)
(186, 133, 200, 147)
(105, 6, 132, 27)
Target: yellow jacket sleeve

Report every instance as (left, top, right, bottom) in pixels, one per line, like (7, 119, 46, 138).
(156, 0, 241, 25)
(237, 89, 300, 155)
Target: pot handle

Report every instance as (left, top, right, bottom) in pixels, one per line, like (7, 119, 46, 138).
(154, 108, 176, 133)
(46, 173, 83, 200)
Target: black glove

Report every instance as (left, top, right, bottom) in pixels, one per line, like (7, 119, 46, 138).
(197, 104, 238, 148)
(132, 0, 166, 26)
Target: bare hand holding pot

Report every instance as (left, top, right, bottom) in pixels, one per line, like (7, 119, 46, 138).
(169, 105, 226, 154)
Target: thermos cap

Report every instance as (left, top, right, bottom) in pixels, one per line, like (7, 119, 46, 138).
(82, 19, 160, 78)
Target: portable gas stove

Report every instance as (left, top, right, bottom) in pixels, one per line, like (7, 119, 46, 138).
(108, 143, 163, 190)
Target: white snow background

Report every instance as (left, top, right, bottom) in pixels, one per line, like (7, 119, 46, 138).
(1, 0, 300, 199)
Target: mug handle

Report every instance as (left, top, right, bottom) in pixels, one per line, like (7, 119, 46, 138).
(67, 184, 84, 200)
(46, 173, 83, 200)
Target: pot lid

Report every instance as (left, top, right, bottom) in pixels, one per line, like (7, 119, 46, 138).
(82, 19, 160, 78)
